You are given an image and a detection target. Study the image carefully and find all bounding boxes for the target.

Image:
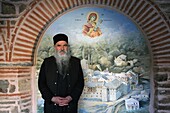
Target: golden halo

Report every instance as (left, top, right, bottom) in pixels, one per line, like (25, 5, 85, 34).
(86, 11, 99, 22)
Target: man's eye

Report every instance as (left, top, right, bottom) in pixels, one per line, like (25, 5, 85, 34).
(57, 45, 61, 47)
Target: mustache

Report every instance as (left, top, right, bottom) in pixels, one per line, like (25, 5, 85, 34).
(59, 50, 67, 53)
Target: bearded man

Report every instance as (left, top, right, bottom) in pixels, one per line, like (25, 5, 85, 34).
(38, 33, 84, 113)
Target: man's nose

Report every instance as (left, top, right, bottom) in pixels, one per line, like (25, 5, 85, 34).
(60, 46, 64, 50)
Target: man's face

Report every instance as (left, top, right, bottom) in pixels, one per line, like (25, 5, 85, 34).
(54, 41, 68, 56)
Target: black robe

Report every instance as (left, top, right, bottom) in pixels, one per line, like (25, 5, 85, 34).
(38, 56, 84, 113)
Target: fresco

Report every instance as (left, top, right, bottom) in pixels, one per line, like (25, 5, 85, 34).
(82, 11, 102, 38)
(37, 7, 151, 113)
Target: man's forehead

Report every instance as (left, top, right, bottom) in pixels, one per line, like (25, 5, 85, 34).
(56, 41, 68, 45)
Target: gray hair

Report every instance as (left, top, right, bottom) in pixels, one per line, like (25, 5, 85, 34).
(54, 47, 71, 77)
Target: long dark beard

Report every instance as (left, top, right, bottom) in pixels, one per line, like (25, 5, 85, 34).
(54, 49, 71, 78)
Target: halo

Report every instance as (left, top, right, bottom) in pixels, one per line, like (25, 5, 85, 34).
(87, 11, 99, 22)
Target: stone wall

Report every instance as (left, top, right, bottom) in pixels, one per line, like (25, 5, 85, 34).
(0, 67, 32, 113)
(0, 0, 170, 113)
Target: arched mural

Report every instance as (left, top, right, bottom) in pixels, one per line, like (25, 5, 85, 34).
(37, 7, 151, 113)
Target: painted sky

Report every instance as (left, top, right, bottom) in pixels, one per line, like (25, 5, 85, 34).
(44, 7, 143, 45)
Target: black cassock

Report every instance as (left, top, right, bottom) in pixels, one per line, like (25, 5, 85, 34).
(38, 56, 84, 113)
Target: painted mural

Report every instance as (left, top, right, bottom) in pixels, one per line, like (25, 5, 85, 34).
(82, 11, 102, 38)
(37, 7, 151, 113)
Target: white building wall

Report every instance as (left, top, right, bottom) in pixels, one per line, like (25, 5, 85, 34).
(102, 87, 108, 102)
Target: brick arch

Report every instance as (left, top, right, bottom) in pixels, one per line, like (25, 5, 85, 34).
(6, 0, 169, 65)
(2, 0, 169, 112)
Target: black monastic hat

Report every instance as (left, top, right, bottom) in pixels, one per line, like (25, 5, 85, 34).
(53, 33, 68, 45)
